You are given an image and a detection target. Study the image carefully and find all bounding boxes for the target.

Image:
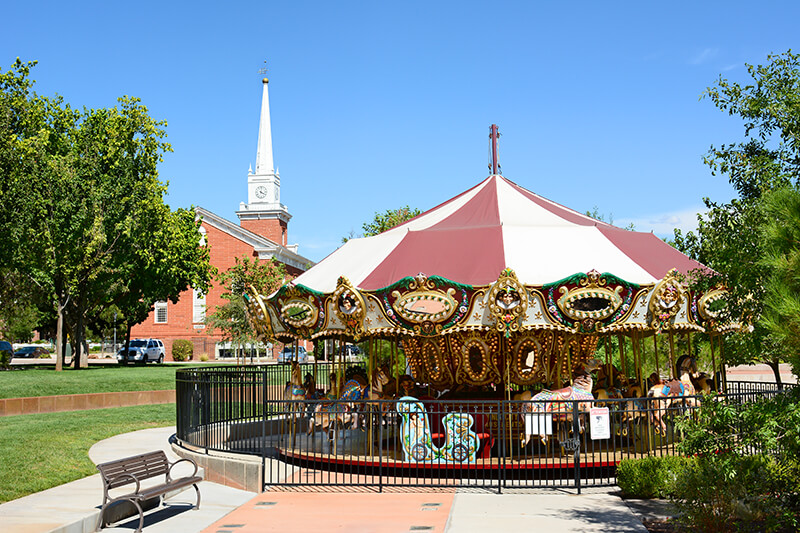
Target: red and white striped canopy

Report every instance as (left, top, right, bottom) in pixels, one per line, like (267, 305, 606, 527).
(295, 175, 704, 292)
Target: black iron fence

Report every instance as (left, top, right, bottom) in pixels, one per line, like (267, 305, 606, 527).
(175, 366, 795, 493)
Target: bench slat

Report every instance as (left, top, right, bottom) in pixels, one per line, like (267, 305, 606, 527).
(97, 451, 171, 489)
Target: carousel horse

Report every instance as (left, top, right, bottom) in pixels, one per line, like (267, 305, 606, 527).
(595, 364, 629, 392)
(647, 359, 697, 434)
(614, 382, 651, 435)
(301, 372, 326, 417)
(523, 358, 602, 445)
(307, 366, 390, 437)
(382, 374, 419, 399)
(303, 372, 326, 399)
(675, 354, 715, 394)
(396, 396, 480, 463)
(283, 361, 306, 403)
(282, 362, 306, 431)
(691, 372, 715, 394)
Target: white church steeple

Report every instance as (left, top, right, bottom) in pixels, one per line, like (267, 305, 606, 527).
(255, 77, 275, 176)
(237, 76, 292, 246)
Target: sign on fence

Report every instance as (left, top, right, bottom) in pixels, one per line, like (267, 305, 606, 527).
(590, 407, 610, 440)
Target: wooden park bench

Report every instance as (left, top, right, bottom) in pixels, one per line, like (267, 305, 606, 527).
(96, 450, 202, 532)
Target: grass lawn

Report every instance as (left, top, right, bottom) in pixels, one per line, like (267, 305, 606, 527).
(0, 404, 175, 503)
(0, 365, 183, 399)
(0, 362, 336, 399)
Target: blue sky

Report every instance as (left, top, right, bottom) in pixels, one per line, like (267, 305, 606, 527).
(3, 2, 797, 263)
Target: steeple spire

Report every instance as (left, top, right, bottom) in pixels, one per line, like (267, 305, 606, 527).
(238, 71, 291, 246)
(255, 77, 275, 175)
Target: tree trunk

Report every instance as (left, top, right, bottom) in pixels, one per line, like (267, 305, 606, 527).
(767, 359, 783, 390)
(55, 299, 64, 372)
(121, 324, 132, 364)
(72, 312, 88, 369)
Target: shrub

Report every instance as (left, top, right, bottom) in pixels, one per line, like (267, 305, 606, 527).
(671, 453, 794, 532)
(617, 455, 690, 498)
(171, 340, 193, 362)
(0, 349, 11, 370)
(199, 353, 209, 362)
(670, 391, 800, 532)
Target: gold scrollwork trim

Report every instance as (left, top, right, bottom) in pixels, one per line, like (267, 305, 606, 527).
(557, 284, 623, 321)
(391, 288, 457, 324)
(246, 286, 274, 341)
(648, 269, 685, 329)
(698, 287, 727, 321)
(332, 277, 366, 339)
(280, 297, 318, 328)
(488, 269, 528, 336)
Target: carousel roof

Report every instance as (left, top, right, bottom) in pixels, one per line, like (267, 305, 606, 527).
(294, 175, 705, 293)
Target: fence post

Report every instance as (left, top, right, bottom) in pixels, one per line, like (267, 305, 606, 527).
(571, 401, 582, 494)
(378, 399, 384, 493)
(498, 401, 504, 494)
(262, 365, 267, 491)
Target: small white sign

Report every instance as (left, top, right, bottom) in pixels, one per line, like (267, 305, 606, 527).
(525, 413, 553, 435)
(590, 407, 611, 440)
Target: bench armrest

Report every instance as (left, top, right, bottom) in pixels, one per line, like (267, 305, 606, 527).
(167, 458, 198, 482)
(103, 472, 140, 495)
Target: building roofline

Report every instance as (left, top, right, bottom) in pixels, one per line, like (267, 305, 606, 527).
(195, 206, 314, 270)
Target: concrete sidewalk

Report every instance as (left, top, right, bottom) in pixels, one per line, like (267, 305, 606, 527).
(0, 426, 665, 533)
(0, 427, 255, 533)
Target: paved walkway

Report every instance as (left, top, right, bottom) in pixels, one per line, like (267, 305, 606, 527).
(0, 427, 661, 533)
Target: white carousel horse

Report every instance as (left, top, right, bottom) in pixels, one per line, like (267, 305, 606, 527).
(523, 358, 602, 445)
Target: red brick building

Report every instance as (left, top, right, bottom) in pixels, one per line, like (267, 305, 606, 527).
(131, 77, 313, 360)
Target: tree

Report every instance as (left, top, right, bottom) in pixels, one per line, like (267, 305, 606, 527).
(205, 256, 286, 363)
(584, 206, 635, 231)
(0, 59, 67, 351)
(342, 206, 422, 242)
(112, 206, 214, 360)
(760, 187, 800, 375)
(0, 60, 213, 369)
(673, 50, 800, 382)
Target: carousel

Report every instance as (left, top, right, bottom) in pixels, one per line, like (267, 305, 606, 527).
(238, 128, 736, 483)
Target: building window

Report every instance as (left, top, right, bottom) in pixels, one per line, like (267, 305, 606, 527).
(154, 301, 168, 324)
(193, 289, 206, 324)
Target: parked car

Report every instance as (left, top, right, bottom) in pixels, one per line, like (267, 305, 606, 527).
(13, 346, 50, 358)
(338, 344, 364, 362)
(117, 339, 165, 364)
(278, 346, 308, 364)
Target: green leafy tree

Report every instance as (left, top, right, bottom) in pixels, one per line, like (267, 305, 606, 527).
(342, 206, 422, 243)
(205, 256, 286, 364)
(673, 50, 800, 382)
(112, 206, 214, 359)
(584, 206, 635, 231)
(0, 60, 212, 369)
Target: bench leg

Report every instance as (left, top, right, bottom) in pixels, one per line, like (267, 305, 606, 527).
(193, 483, 201, 511)
(97, 502, 109, 531)
(133, 498, 145, 533)
(96, 498, 144, 533)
